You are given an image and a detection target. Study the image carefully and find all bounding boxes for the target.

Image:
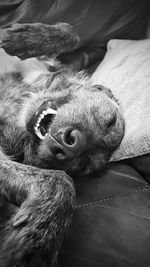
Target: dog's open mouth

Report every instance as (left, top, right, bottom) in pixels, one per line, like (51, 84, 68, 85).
(34, 107, 57, 140)
(27, 100, 57, 140)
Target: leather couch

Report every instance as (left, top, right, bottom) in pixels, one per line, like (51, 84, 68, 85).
(58, 161, 150, 267)
(1, 1, 150, 266)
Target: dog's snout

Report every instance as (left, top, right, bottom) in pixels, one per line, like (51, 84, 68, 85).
(49, 126, 86, 161)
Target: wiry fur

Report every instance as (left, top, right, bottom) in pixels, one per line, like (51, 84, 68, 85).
(0, 146, 75, 267)
(0, 22, 79, 267)
(0, 22, 125, 266)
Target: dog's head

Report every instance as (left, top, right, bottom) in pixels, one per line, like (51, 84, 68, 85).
(17, 58, 125, 176)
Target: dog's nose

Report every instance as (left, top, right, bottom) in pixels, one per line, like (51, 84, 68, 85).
(50, 126, 86, 161)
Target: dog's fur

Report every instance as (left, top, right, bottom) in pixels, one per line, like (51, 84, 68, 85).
(0, 23, 125, 266)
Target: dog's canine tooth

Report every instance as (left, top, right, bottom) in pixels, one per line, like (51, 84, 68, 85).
(42, 110, 48, 115)
(40, 114, 44, 119)
(47, 108, 57, 114)
(34, 126, 38, 132)
(36, 129, 45, 140)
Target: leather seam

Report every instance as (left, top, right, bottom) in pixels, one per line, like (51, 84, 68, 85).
(76, 185, 150, 209)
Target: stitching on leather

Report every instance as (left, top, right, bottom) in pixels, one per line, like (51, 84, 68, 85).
(76, 185, 150, 209)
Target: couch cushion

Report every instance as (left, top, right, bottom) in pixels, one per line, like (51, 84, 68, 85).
(91, 39, 150, 162)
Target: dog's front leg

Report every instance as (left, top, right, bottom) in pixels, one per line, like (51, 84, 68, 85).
(0, 149, 75, 267)
(0, 22, 80, 59)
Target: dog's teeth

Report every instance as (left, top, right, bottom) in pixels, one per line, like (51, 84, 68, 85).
(34, 126, 38, 132)
(34, 128, 45, 140)
(40, 114, 44, 119)
(47, 108, 57, 114)
(34, 107, 57, 140)
(38, 134, 45, 140)
(42, 110, 48, 115)
(35, 121, 40, 129)
(37, 132, 45, 140)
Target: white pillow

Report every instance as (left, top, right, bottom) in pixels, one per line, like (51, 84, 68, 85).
(91, 39, 150, 161)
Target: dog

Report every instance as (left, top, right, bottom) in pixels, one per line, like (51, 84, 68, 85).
(0, 22, 125, 266)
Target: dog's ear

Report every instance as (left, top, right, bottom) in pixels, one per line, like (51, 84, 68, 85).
(21, 57, 63, 85)
(0, 49, 47, 84)
(0, 48, 22, 75)
(21, 57, 50, 84)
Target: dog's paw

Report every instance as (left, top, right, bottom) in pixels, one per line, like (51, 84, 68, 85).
(0, 22, 80, 58)
(2, 172, 75, 266)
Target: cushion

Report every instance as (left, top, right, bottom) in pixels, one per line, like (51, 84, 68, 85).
(91, 39, 150, 161)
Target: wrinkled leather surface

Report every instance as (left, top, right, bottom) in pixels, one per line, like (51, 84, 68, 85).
(129, 155, 150, 183)
(58, 163, 150, 267)
(0, 0, 149, 42)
